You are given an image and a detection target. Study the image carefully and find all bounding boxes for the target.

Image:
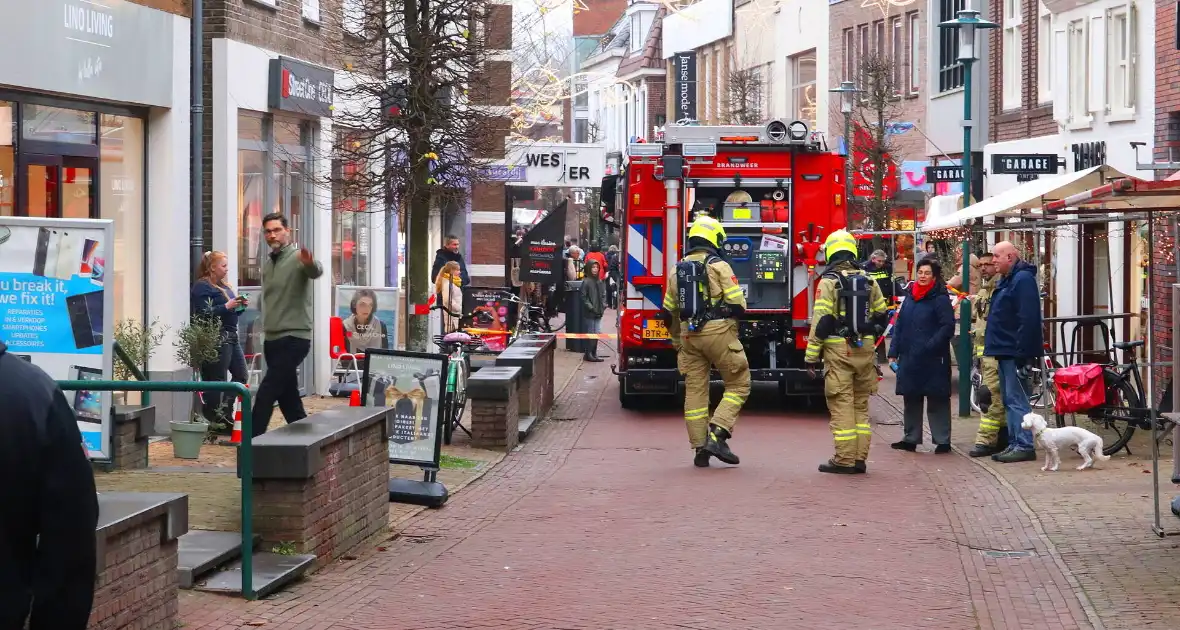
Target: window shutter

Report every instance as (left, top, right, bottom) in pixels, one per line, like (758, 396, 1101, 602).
(1052, 28, 1068, 124)
(1128, 2, 1138, 109)
(1088, 14, 1105, 114)
(303, 0, 321, 22)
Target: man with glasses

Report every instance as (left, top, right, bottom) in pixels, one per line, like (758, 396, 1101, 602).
(252, 212, 323, 438)
(968, 252, 1008, 457)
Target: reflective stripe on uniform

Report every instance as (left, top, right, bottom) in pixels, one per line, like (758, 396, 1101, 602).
(979, 418, 1003, 429)
(723, 285, 744, 300)
(833, 428, 857, 441)
(722, 392, 745, 406)
(856, 422, 872, 436)
(663, 291, 677, 310)
(684, 407, 709, 419)
(812, 297, 834, 316)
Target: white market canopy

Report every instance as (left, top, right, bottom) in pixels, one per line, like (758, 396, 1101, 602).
(920, 165, 1132, 231)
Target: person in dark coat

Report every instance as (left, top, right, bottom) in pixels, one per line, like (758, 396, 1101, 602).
(581, 259, 606, 362)
(430, 235, 471, 287)
(984, 241, 1044, 463)
(888, 258, 957, 453)
(0, 342, 99, 630)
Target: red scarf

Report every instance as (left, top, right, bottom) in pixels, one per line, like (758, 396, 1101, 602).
(911, 280, 934, 302)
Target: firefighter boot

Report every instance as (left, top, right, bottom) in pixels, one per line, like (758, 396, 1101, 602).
(819, 459, 859, 474)
(693, 448, 711, 467)
(704, 424, 740, 465)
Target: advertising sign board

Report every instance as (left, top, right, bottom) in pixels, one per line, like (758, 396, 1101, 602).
(501, 142, 606, 188)
(334, 286, 399, 354)
(360, 349, 447, 467)
(518, 200, 568, 283)
(0, 217, 114, 458)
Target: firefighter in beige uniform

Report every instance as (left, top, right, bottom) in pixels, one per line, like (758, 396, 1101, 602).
(968, 253, 1008, 457)
(805, 230, 889, 474)
(660, 215, 750, 467)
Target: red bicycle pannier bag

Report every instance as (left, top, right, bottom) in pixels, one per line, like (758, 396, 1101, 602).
(1053, 363, 1106, 414)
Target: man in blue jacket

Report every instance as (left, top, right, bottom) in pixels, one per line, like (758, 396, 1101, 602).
(983, 241, 1043, 463)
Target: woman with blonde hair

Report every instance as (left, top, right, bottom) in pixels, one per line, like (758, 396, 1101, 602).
(435, 260, 464, 332)
(190, 251, 249, 431)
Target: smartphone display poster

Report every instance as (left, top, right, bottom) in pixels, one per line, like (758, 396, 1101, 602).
(0, 217, 115, 459)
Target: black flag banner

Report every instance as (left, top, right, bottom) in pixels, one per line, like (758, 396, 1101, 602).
(519, 199, 568, 283)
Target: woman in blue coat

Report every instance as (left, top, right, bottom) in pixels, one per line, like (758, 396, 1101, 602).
(887, 258, 956, 453)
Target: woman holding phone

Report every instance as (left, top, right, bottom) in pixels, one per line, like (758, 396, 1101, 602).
(191, 250, 249, 431)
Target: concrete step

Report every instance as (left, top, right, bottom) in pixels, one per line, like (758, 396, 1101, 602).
(194, 551, 316, 599)
(177, 530, 262, 588)
(518, 415, 539, 441)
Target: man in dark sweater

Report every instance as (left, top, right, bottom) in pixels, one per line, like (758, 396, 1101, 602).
(0, 342, 99, 629)
(253, 212, 324, 438)
(430, 235, 471, 287)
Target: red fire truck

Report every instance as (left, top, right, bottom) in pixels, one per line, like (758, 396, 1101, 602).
(610, 120, 848, 408)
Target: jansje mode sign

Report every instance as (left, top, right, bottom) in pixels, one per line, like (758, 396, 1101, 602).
(269, 57, 335, 118)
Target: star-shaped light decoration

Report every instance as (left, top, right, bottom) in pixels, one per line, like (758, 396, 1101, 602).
(862, 0, 919, 19)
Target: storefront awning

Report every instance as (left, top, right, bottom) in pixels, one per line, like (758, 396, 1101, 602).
(920, 165, 1132, 231)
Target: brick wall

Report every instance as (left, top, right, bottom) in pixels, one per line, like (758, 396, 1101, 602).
(645, 77, 666, 138)
(470, 391, 520, 450)
(827, 0, 927, 161)
(1155, 1, 1180, 400)
(251, 419, 389, 564)
(987, 0, 1055, 143)
(101, 414, 149, 471)
(89, 514, 180, 630)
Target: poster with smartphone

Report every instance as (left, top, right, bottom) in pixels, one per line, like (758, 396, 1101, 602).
(0, 217, 115, 459)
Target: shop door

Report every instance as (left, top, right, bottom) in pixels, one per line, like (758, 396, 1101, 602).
(19, 154, 97, 219)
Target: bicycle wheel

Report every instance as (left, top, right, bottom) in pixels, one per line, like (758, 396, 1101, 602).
(449, 354, 471, 440)
(1074, 370, 1138, 456)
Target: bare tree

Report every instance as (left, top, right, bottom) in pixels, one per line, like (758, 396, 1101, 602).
(511, 12, 572, 142)
(726, 65, 765, 125)
(327, 0, 518, 350)
(851, 51, 901, 234)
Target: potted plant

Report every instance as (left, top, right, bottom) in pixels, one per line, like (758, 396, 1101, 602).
(111, 318, 167, 406)
(170, 314, 223, 459)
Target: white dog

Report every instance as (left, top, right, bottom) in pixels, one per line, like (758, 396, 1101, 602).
(1021, 412, 1111, 472)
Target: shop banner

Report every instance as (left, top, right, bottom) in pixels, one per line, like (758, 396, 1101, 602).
(360, 349, 447, 467)
(0, 217, 114, 459)
(518, 200, 567, 283)
(335, 286, 400, 354)
(462, 286, 517, 352)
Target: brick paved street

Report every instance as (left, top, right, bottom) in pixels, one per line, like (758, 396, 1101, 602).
(174, 350, 1158, 629)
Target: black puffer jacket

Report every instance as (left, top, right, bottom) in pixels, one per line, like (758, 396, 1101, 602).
(0, 342, 99, 630)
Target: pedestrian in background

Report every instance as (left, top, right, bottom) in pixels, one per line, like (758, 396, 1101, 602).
(565, 245, 584, 280)
(0, 343, 99, 630)
(985, 241, 1043, 463)
(430, 235, 471, 288)
(863, 248, 895, 364)
(889, 258, 956, 454)
(581, 258, 606, 363)
(606, 244, 621, 309)
(968, 252, 1009, 457)
(435, 261, 464, 333)
(252, 212, 323, 438)
(191, 250, 249, 431)
(584, 243, 608, 280)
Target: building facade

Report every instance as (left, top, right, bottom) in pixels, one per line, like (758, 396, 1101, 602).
(984, 0, 1155, 362)
(565, 0, 628, 143)
(1152, 0, 1179, 396)
(661, 0, 735, 125)
(768, 0, 830, 134)
(0, 0, 192, 419)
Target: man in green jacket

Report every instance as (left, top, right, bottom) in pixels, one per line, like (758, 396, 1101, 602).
(253, 212, 323, 438)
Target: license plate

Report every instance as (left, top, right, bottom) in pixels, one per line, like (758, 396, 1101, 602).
(642, 319, 670, 339)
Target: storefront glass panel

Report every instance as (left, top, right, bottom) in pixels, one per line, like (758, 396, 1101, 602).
(238, 148, 267, 286)
(100, 115, 145, 325)
(22, 105, 97, 145)
(0, 102, 12, 216)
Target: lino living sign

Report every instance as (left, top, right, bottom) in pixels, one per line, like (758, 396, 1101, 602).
(0, 0, 175, 107)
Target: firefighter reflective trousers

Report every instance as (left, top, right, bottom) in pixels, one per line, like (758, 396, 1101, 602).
(678, 332, 751, 449)
(975, 356, 1005, 447)
(824, 340, 878, 467)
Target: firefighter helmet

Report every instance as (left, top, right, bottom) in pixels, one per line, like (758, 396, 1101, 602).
(823, 229, 858, 259)
(689, 215, 727, 248)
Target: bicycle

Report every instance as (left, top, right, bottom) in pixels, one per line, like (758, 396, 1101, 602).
(431, 303, 486, 445)
(493, 289, 565, 338)
(1055, 339, 1172, 456)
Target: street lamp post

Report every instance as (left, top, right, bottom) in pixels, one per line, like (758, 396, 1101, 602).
(939, 7, 998, 417)
(829, 81, 861, 228)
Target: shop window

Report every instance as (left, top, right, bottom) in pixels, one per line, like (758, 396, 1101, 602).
(0, 102, 11, 216)
(789, 51, 816, 129)
(331, 133, 369, 286)
(1002, 0, 1023, 110)
(100, 114, 145, 325)
(22, 104, 96, 145)
(238, 148, 267, 286)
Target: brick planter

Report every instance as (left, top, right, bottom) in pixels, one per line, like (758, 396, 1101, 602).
(495, 333, 557, 418)
(93, 406, 155, 472)
(91, 492, 188, 630)
(468, 366, 523, 451)
(250, 407, 391, 565)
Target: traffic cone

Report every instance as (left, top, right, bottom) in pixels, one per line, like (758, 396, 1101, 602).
(228, 398, 243, 445)
(350, 390, 361, 407)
